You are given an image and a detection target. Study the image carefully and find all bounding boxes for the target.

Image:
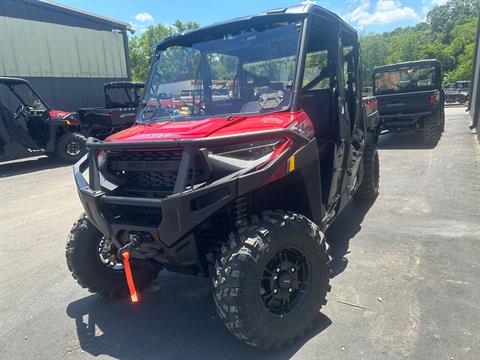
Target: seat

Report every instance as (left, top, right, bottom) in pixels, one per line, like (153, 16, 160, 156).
(0, 103, 13, 144)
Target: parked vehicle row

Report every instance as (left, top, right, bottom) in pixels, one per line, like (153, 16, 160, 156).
(1, 2, 452, 352)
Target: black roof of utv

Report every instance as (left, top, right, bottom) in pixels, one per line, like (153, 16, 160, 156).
(0, 77, 31, 85)
(104, 82, 145, 89)
(374, 59, 441, 73)
(156, 4, 356, 51)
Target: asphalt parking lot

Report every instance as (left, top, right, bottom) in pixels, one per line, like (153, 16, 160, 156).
(1, 106, 479, 360)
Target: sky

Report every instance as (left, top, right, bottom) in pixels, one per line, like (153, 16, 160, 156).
(53, 0, 450, 34)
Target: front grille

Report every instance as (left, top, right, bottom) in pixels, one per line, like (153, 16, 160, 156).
(105, 150, 209, 197)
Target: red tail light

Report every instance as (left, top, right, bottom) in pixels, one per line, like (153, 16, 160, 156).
(429, 92, 439, 105)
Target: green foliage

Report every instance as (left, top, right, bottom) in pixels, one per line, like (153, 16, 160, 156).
(129, 1, 478, 87)
(360, 0, 479, 85)
(128, 20, 200, 82)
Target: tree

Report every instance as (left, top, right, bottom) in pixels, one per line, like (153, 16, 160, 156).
(359, 33, 389, 85)
(427, 0, 479, 42)
(129, 21, 200, 82)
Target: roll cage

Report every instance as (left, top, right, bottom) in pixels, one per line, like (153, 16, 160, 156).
(141, 4, 360, 122)
(0, 77, 50, 111)
(373, 59, 442, 95)
(104, 82, 144, 109)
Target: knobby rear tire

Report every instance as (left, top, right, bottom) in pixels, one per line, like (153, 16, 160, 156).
(423, 115, 441, 147)
(354, 138, 380, 201)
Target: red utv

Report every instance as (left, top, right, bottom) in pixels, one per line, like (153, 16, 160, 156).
(0, 77, 85, 163)
(66, 4, 380, 349)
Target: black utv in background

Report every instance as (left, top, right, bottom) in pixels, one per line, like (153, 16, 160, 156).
(0, 77, 85, 163)
(444, 81, 470, 104)
(76, 82, 144, 139)
(374, 59, 445, 146)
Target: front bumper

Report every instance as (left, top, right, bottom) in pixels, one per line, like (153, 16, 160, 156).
(74, 129, 310, 263)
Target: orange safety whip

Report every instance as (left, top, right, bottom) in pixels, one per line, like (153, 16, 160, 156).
(121, 251, 139, 303)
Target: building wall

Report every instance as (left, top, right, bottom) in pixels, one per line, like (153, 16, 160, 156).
(0, 0, 131, 111)
(0, 17, 127, 79)
(470, 16, 480, 142)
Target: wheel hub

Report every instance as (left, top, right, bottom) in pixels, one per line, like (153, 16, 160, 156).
(66, 141, 81, 156)
(260, 248, 310, 316)
(278, 272, 294, 289)
(98, 237, 123, 271)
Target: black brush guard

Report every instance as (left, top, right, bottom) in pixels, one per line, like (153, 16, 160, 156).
(74, 128, 311, 256)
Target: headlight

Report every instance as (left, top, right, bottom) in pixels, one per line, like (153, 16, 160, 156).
(208, 140, 286, 171)
(212, 140, 280, 160)
(97, 150, 107, 168)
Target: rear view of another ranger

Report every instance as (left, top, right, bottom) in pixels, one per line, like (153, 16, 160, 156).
(75, 82, 145, 140)
(374, 59, 445, 146)
(66, 4, 380, 349)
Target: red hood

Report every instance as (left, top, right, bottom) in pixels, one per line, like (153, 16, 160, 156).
(105, 111, 309, 142)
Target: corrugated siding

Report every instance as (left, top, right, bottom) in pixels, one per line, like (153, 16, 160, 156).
(24, 77, 129, 112)
(0, 0, 128, 33)
(470, 17, 480, 141)
(0, 16, 127, 78)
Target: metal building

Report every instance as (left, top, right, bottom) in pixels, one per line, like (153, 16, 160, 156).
(469, 16, 480, 142)
(0, 0, 133, 111)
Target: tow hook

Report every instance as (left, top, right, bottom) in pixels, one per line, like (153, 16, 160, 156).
(119, 234, 142, 303)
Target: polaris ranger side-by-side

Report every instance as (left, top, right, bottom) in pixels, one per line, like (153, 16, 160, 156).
(374, 59, 445, 146)
(66, 5, 380, 349)
(75, 82, 145, 140)
(0, 77, 86, 163)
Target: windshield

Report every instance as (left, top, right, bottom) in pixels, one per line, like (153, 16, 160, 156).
(139, 21, 301, 123)
(10, 83, 47, 110)
(106, 86, 143, 108)
(456, 81, 470, 90)
(374, 66, 436, 94)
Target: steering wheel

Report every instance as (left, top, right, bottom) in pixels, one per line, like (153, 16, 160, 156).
(14, 105, 26, 119)
(257, 90, 288, 110)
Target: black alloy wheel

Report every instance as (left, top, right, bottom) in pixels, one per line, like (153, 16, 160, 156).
(260, 248, 311, 317)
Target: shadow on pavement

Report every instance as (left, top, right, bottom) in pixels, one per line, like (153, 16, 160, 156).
(326, 199, 375, 277)
(67, 271, 331, 360)
(376, 132, 435, 150)
(0, 156, 67, 177)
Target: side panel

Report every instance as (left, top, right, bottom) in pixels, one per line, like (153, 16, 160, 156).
(17, 77, 128, 112)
